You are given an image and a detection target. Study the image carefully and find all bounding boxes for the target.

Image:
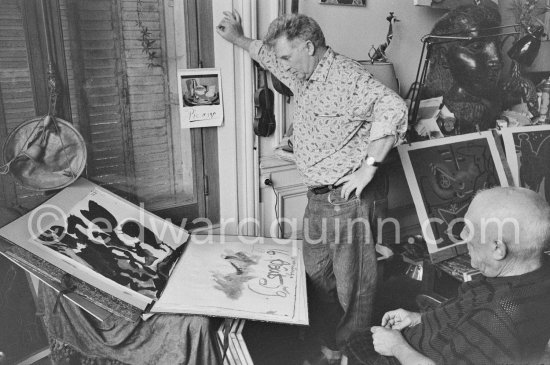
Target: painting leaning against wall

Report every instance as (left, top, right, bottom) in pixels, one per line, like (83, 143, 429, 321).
(502, 125, 550, 203)
(398, 131, 509, 262)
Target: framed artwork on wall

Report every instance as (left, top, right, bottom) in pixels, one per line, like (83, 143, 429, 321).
(320, 0, 366, 6)
(501, 125, 550, 203)
(398, 131, 508, 263)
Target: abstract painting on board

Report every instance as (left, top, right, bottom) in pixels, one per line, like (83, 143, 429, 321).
(33, 187, 186, 300)
(398, 131, 508, 262)
(502, 125, 550, 203)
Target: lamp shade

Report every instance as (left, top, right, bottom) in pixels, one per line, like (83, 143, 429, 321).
(359, 61, 399, 94)
(507, 25, 544, 66)
(526, 40, 550, 73)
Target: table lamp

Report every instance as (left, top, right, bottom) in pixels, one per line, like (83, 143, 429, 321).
(525, 0, 550, 75)
(359, 61, 400, 94)
(359, 12, 400, 93)
(507, 25, 545, 66)
(526, 37, 550, 73)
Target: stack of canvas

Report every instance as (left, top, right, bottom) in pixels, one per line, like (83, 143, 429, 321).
(217, 319, 252, 365)
(0, 178, 308, 325)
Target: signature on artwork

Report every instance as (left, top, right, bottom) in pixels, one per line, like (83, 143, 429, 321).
(211, 249, 297, 301)
(248, 250, 296, 298)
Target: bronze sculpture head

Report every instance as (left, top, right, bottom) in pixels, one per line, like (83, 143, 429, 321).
(424, 5, 503, 133)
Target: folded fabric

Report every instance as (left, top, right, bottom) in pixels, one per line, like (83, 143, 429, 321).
(38, 284, 220, 365)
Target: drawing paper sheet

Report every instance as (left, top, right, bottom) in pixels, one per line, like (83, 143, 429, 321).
(152, 234, 308, 325)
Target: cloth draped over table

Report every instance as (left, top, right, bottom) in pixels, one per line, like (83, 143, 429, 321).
(37, 284, 220, 365)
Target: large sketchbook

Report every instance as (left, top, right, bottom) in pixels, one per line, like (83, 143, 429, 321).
(0, 179, 308, 325)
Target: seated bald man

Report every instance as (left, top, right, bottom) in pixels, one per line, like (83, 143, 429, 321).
(345, 187, 550, 365)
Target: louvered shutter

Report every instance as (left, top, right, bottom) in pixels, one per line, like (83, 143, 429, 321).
(62, 0, 181, 209)
(120, 0, 179, 209)
(62, 0, 136, 199)
(0, 0, 50, 209)
(1, 0, 192, 211)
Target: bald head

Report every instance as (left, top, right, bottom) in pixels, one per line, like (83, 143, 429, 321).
(463, 187, 550, 276)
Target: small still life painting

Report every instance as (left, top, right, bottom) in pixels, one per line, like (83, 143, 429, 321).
(502, 125, 550, 203)
(398, 132, 508, 262)
(320, 0, 366, 6)
(178, 68, 223, 128)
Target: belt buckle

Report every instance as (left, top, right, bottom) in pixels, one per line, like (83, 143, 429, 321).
(312, 184, 333, 195)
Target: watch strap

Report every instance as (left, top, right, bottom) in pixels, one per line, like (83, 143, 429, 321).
(366, 156, 381, 167)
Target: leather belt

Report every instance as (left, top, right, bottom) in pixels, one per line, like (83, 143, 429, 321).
(309, 184, 338, 195)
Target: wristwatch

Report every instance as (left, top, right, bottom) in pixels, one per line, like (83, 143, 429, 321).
(365, 156, 381, 167)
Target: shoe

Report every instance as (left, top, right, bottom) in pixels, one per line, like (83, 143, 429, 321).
(303, 346, 342, 365)
(302, 354, 330, 365)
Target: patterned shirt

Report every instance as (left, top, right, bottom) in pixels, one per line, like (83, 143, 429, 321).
(250, 41, 407, 187)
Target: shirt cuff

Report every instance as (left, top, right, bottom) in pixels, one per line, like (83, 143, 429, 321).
(249, 40, 264, 60)
(369, 111, 408, 147)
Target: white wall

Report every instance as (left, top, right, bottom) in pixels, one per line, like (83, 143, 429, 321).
(297, 0, 447, 97)
(213, 0, 258, 234)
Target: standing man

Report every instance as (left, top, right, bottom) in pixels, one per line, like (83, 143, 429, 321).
(217, 11, 407, 363)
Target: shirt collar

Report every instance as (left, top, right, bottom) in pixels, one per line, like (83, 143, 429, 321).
(485, 257, 550, 286)
(308, 47, 335, 83)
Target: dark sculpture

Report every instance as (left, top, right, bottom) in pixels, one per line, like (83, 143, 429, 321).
(424, 5, 503, 134)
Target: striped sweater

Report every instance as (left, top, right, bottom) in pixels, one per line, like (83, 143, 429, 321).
(403, 261, 550, 364)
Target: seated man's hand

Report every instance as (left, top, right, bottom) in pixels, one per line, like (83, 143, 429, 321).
(381, 308, 421, 330)
(371, 326, 408, 357)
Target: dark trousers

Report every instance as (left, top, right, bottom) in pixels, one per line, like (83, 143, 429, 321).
(303, 171, 388, 350)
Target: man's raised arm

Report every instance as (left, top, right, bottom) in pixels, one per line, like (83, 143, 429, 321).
(216, 10, 254, 52)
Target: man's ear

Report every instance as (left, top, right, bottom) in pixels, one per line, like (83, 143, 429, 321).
(306, 40, 315, 56)
(492, 240, 508, 261)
